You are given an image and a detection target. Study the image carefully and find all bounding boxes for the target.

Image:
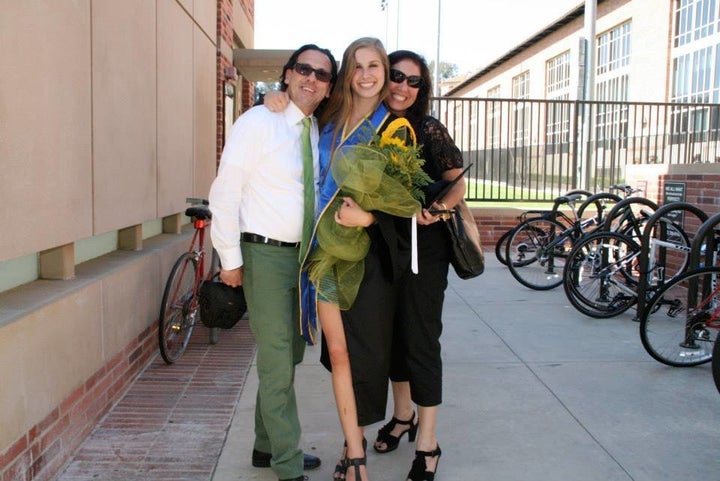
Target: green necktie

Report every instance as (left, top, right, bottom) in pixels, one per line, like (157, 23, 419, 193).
(300, 117, 314, 261)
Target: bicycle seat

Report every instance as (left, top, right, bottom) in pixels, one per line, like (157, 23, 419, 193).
(186, 205, 212, 220)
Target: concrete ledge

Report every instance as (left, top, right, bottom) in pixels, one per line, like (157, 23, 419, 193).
(0, 227, 194, 466)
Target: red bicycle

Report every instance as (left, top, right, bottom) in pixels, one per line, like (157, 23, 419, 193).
(158, 198, 217, 364)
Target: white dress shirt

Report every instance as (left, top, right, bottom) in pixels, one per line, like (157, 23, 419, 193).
(208, 102, 319, 270)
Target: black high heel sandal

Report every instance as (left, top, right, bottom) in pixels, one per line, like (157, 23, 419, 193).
(333, 438, 366, 481)
(373, 411, 418, 454)
(406, 445, 441, 481)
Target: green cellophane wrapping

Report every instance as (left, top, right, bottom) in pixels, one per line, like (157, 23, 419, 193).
(308, 144, 422, 310)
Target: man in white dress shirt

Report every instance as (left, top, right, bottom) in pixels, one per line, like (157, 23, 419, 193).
(208, 44, 336, 481)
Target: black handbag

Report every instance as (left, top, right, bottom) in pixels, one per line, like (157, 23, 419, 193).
(198, 277, 247, 329)
(445, 199, 485, 279)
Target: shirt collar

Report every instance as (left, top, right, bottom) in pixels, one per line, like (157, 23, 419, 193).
(284, 101, 312, 128)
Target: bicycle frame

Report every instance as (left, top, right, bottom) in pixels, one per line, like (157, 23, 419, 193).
(682, 271, 720, 349)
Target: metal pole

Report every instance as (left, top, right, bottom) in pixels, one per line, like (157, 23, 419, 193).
(580, 0, 596, 190)
(584, 0, 596, 101)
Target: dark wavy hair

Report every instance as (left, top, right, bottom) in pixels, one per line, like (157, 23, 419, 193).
(279, 44, 338, 117)
(388, 50, 432, 126)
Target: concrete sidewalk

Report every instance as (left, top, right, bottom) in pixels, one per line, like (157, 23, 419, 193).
(212, 255, 720, 481)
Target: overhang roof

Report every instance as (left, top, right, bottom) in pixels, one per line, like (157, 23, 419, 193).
(233, 49, 295, 82)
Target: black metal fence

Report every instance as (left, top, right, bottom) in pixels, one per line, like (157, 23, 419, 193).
(432, 97, 720, 202)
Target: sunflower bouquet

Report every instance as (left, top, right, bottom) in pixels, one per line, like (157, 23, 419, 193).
(308, 118, 432, 310)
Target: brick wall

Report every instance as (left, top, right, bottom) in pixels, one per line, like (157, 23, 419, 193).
(466, 207, 533, 256)
(626, 163, 720, 235)
(216, 0, 233, 163)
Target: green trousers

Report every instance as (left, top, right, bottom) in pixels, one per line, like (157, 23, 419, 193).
(241, 242, 306, 480)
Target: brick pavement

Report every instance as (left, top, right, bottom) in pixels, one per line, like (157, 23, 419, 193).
(53, 322, 255, 481)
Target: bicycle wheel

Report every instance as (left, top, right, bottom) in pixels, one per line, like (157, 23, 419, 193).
(640, 266, 720, 367)
(505, 217, 571, 290)
(159, 252, 199, 364)
(563, 231, 640, 318)
(495, 227, 513, 266)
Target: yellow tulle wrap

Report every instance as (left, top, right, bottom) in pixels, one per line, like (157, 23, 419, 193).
(308, 118, 431, 310)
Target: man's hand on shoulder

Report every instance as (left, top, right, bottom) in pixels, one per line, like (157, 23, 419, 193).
(263, 91, 290, 113)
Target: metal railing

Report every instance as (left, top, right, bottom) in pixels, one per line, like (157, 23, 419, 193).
(432, 97, 720, 202)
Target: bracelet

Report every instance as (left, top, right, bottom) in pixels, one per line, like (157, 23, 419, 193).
(436, 202, 451, 221)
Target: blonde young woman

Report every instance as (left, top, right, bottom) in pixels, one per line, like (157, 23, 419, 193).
(305, 38, 406, 481)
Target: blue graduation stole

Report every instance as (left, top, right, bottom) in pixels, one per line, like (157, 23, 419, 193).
(298, 103, 391, 345)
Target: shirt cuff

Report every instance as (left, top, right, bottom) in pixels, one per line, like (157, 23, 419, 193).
(216, 247, 242, 271)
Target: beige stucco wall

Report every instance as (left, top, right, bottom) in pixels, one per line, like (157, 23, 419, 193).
(92, 0, 158, 234)
(158, 0, 195, 217)
(0, 0, 220, 457)
(0, 0, 217, 258)
(194, 24, 219, 196)
(0, 1, 93, 259)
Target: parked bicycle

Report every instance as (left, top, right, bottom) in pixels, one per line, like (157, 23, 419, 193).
(158, 198, 218, 364)
(502, 191, 618, 290)
(562, 206, 691, 319)
(494, 189, 593, 266)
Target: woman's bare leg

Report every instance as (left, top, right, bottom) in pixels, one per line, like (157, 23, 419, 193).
(318, 301, 367, 480)
(415, 405, 440, 473)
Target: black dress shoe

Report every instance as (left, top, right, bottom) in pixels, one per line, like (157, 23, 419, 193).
(252, 449, 321, 470)
(279, 476, 307, 481)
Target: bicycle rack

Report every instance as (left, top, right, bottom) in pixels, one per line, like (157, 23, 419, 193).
(688, 212, 720, 271)
(678, 212, 720, 319)
(601, 197, 659, 233)
(636, 202, 708, 322)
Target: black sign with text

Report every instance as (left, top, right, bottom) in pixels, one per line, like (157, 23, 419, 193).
(662, 181, 686, 225)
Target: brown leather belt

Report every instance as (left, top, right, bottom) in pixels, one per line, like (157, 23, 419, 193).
(241, 232, 300, 248)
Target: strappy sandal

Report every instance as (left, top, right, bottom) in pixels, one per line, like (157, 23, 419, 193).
(406, 445, 442, 481)
(333, 438, 366, 481)
(345, 456, 367, 481)
(373, 411, 418, 454)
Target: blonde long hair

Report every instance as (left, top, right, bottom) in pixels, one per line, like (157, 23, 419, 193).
(318, 37, 389, 134)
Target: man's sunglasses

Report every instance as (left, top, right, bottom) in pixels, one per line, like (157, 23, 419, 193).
(390, 69, 423, 88)
(293, 63, 332, 83)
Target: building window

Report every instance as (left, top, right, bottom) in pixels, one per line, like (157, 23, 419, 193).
(546, 51, 571, 95)
(595, 21, 631, 147)
(512, 71, 530, 147)
(546, 51, 571, 153)
(486, 85, 501, 149)
(674, 0, 716, 47)
(671, 0, 720, 142)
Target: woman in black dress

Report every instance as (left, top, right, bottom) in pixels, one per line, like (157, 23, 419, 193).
(372, 50, 466, 481)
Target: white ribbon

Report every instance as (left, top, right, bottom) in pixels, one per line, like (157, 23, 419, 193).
(411, 212, 418, 274)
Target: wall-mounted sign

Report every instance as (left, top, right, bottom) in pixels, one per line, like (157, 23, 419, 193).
(662, 181, 686, 225)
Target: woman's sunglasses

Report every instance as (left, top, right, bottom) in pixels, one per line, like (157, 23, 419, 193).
(293, 63, 332, 83)
(390, 69, 423, 88)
